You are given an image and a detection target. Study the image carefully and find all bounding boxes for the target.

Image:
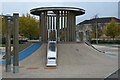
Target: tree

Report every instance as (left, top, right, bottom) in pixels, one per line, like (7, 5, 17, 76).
(19, 13, 39, 39)
(105, 19, 119, 40)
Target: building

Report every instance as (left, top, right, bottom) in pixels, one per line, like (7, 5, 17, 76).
(118, 1, 120, 19)
(78, 17, 120, 40)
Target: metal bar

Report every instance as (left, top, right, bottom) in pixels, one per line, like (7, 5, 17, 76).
(53, 16, 55, 40)
(39, 15, 42, 41)
(69, 12, 71, 41)
(5, 16, 11, 72)
(67, 11, 69, 42)
(41, 13, 44, 42)
(71, 13, 73, 41)
(48, 16, 49, 30)
(70, 12, 73, 41)
(74, 15, 76, 42)
(45, 11, 47, 42)
(43, 12, 46, 42)
(71, 13, 74, 41)
(51, 16, 52, 40)
(64, 11, 66, 42)
(56, 11, 59, 41)
(73, 15, 76, 41)
(47, 16, 49, 41)
(61, 11, 63, 41)
(13, 13, 19, 73)
(53, 16, 55, 29)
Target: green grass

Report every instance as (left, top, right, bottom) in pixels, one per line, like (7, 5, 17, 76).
(0, 44, 23, 47)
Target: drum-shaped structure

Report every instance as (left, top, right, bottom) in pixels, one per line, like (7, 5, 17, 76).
(30, 7, 85, 42)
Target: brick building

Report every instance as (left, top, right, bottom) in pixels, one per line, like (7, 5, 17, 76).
(78, 17, 120, 40)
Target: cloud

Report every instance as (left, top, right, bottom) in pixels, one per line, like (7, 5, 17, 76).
(1, 0, 120, 2)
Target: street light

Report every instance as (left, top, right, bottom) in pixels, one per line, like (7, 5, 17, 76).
(95, 18, 98, 44)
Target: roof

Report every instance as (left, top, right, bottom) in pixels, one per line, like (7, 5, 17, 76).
(78, 17, 120, 25)
(30, 7, 85, 16)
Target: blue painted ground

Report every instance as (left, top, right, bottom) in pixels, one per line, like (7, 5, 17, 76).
(104, 53, 118, 56)
(0, 43, 43, 65)
(95, 48, 118, 56)
(96, 47, 116, 49)
(0, 52, 5, 55)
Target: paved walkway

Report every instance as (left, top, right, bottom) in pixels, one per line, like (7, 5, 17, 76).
(92, 44, 119, 56)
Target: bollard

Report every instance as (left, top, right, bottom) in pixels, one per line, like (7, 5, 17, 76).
(5, 16, 11, 72)
(13, 13, 19, 73)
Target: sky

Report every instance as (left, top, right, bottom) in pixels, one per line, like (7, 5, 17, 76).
(1, 2, 119, 24)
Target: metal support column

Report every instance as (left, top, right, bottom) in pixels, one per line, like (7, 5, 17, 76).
(39, 15, 42, 41)
(5, 16, 11, 72)
(56, 11, 60, 41)
(69, 12, 72, 41)
(45, 11, 47, 42)
(67, 11, 70, 42)
(71, 13, 74, 41)
(13, 13, 19, 73)
(51, 16, 52, 40)
(73, 15, 76, 42)
(74, 15, 76, 42)
(42, 12, 46, 42)
(41, 13, 44, 42)
(64, 11, 66, 42)
(61, 11, 63, 41)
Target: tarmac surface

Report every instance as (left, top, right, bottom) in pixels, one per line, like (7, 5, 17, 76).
(1, 42, 118, 78)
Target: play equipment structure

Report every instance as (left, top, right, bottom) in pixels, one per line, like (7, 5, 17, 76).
(30, 7, 85, 67)
(30, 7, 85, 42)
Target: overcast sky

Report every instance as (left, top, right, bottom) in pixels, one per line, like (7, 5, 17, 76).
(1, 2, 119, 24)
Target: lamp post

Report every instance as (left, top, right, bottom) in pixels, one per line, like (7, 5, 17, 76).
(1, 14, 13, 72)
(96, 20, 98, 44)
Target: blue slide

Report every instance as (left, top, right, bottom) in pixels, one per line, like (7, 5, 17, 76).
(0, 43, 43, 65)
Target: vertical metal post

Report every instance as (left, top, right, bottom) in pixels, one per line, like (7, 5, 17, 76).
(48, 16, 49, 30)
(45, 11, 47, 42)
(53, 16, 55, 29)
(42, 12, 46, 42)
(53, 16, 55, 40)
(61, 11, 63, 41)
(64, 11, 66, 42)
(71, 13, 73, 41)
(69, 12, 72, 41)
(13, 13, 19, 73)
(5, 16, 11, 72)
(41, 13, 44, 42)
(51, 16, 52, 41)
(67, 11, 69, 42)
(39, 15, 42, 41)
(47, 16, 49, 41)
(96, 22, 98, 44)
(74, 15, 76, 42)
(56, 11, 59, 41)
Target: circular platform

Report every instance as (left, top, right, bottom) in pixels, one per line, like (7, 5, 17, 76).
(30, 7, 85, 16)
